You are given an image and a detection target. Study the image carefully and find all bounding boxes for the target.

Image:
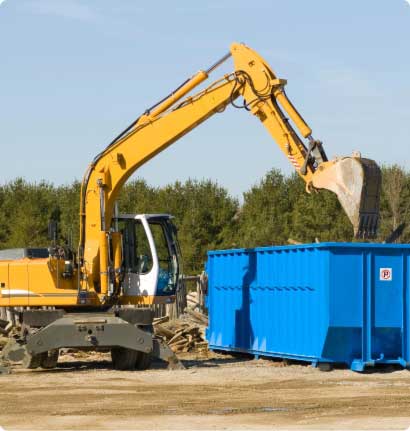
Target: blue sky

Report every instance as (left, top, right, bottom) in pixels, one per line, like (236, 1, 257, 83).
(1, 0, 409, 198)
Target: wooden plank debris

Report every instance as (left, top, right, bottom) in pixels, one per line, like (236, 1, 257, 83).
(185, 308, 208, 325)
(153, 316, 170, 326)
(154, 313, 208, 354)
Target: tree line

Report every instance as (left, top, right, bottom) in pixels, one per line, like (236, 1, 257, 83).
(0, 165, 407, 274)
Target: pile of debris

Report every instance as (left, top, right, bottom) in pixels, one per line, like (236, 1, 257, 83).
(0, 319, 12, 352)
(186, 290, 202, 311)
(154, 307, 208, 354)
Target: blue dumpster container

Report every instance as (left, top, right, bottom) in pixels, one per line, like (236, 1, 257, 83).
(205, 243, 410, 371)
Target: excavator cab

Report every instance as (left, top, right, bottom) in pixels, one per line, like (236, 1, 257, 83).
(118, 214, 181, 300)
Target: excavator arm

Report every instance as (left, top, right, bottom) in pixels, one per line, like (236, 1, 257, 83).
(229, 43, 381, 237)
(79, 43, 381, 296)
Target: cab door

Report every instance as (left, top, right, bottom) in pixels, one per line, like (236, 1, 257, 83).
(147, 218, 181, 296)
(121, 218, 159, 298)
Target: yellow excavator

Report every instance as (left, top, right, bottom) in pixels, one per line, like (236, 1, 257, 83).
(0, 43, 381, 371)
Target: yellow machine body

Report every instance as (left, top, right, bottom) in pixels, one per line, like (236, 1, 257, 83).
(0, 258, 80, 307)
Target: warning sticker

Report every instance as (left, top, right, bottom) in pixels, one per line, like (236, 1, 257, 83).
(380, 268, 392, 281)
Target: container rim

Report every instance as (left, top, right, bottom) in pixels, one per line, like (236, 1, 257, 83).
(207, 242, 410, 256)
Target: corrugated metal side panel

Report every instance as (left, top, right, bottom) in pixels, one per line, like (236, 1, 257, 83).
(207, 246, 329, 360)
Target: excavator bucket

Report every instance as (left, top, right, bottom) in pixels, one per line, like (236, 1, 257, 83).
(311, 155, 381, 238)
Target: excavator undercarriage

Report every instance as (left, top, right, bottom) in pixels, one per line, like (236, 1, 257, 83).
(1, 308, 182, 371)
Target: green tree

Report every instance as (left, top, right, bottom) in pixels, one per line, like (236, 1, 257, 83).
(56, 180, 81, 249)
(117, 179, 159, 214)
(164, 180, 238, 273)
(0, 179, 59, 248)
(378, 165, 410, 243)
(235, 169, 302, 247)
(290, 187, 352, 243)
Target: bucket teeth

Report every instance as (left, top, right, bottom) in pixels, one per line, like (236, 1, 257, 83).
(357, 213, 379, 239)
(355, 158, 381, 239)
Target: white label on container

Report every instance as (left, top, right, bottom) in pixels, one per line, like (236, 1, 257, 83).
(380, 268, 392, 281)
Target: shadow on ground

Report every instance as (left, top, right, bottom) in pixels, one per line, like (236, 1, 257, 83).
(10, 352, 408, 375)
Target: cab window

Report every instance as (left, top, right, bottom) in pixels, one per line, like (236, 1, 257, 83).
(122, 220, 153, 274)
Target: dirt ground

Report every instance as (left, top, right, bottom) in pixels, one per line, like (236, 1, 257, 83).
(0, 351, 410, 430)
